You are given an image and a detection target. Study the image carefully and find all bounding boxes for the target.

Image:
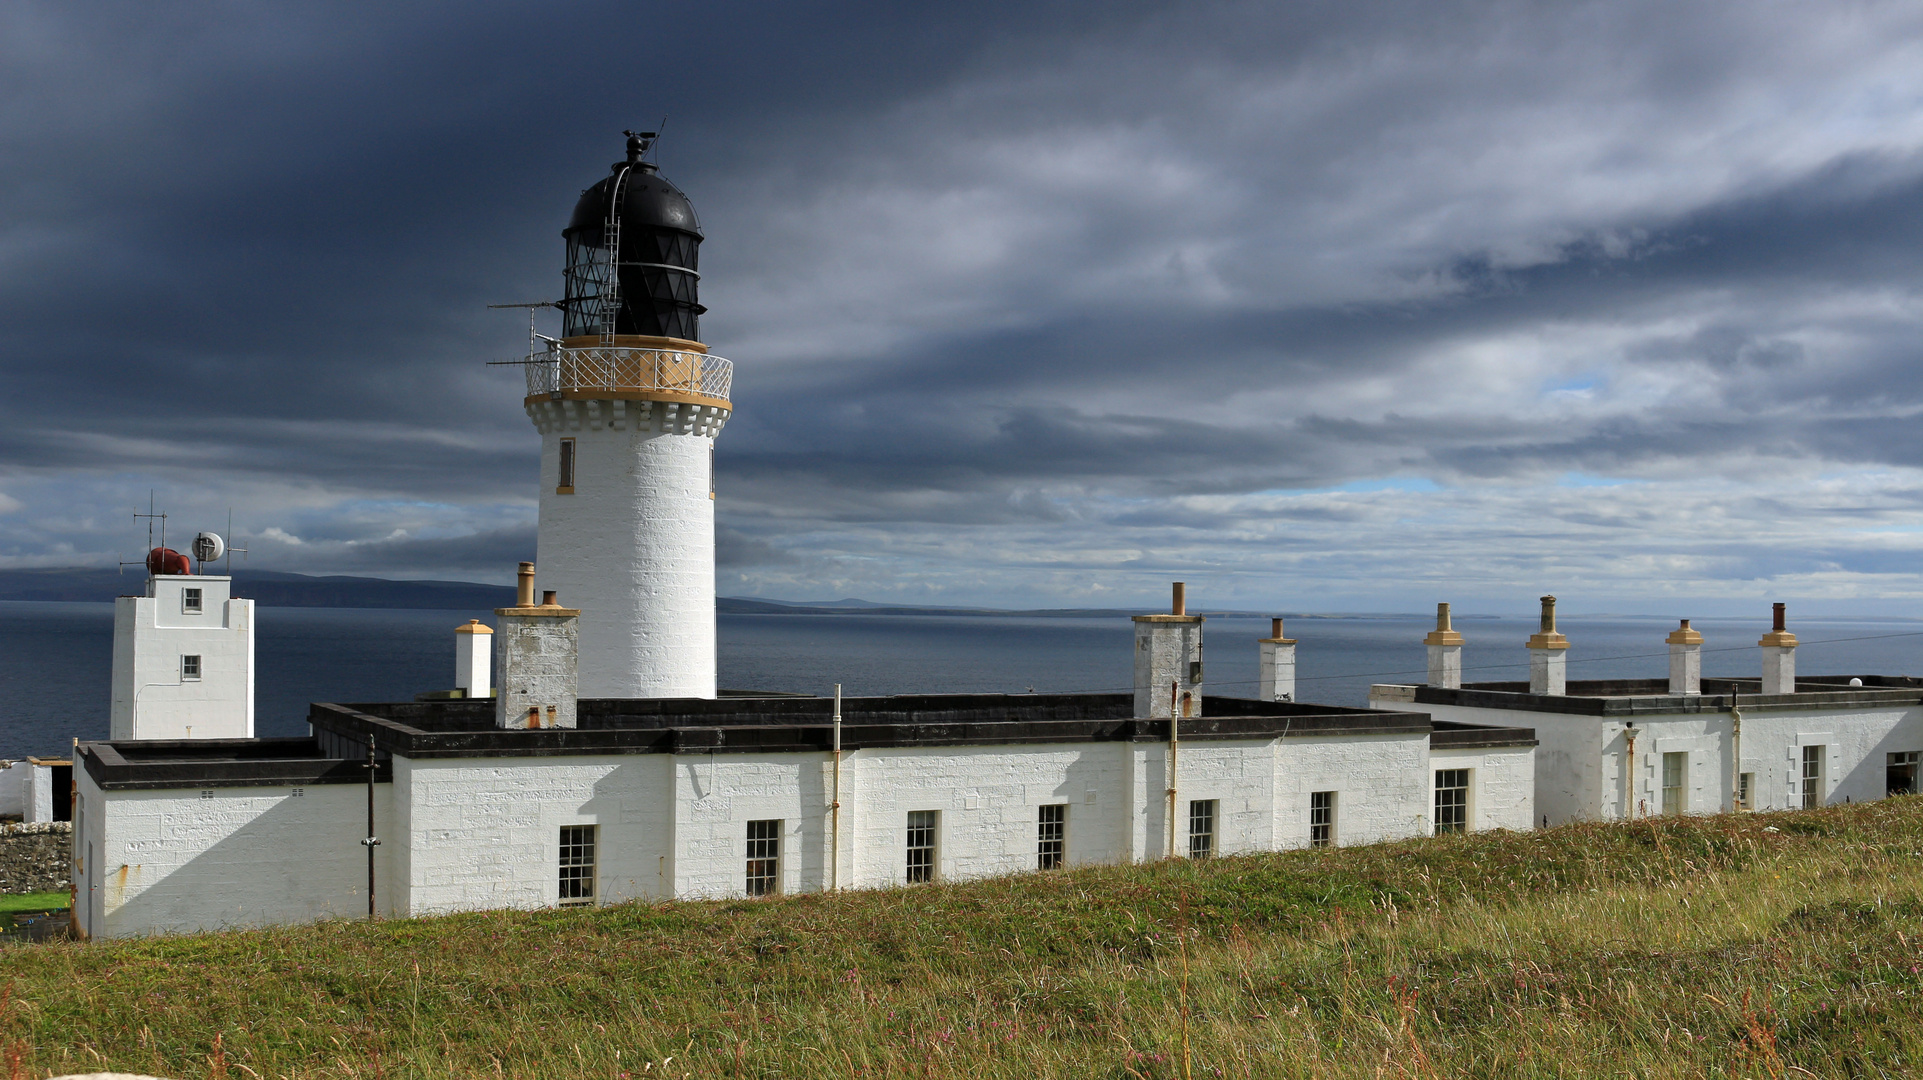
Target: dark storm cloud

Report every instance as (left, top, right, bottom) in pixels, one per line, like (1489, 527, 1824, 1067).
(4, 1, 1923, 609)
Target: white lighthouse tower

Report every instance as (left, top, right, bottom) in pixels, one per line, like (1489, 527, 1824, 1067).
(516, 132, 732, 698)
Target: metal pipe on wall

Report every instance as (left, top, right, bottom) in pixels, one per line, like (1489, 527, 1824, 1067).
(1166, 680, 1179, 859)
(362, 741, 381, 918)
(831, 683, 842, 892)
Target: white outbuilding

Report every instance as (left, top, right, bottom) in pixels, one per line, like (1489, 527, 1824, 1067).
(1371, 599, 1923, 825)
(110, 572, 254, 741)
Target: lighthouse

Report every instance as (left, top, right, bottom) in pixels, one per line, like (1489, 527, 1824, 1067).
(518, 132, 732, 698)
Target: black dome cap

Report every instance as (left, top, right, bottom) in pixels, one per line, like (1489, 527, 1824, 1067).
(560, 133, 706, 341)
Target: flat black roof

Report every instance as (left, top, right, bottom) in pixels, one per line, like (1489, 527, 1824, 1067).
(307, 692, 1526, 760)
(1379, 675, 1923, 717)
(78, 738, 389, 792)
(76, 694, 1536, 789)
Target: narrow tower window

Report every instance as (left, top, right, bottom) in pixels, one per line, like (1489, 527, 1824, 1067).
(1188, 799, 1216, 858)
(557, 438, 576, 494)
(1037, 804, 1066, 870)
(1434, 769, 1470, 834)
(1310, 791, 1336, 848)
(182, 587, 202, 613)
(181, 655, 202, 681)
(1737, 772, 1755, 810)
(558, 825, 596, 906)
(745, 819, 781, 896)
(906, 810, 938, 883)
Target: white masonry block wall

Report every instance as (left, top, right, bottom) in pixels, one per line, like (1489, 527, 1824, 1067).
(1429, 744, 1537, 832)
(1426, 602, 1464, 690)
(109, 574, 254, 740)
(1527, 594, 1568, 696)
(1667, 619, 1702, 695)
(495, 563, 580, 730)
(1134, 583, 1205, 718)
(73, 770, 395, 939)
(529, 393, 726, 700)
(455, 620, 493, 698)
(1257, 618, 1296, 702)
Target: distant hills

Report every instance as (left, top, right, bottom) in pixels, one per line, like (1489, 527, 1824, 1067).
(0, 568, 517, 610)
(0, 567, 1354, 617)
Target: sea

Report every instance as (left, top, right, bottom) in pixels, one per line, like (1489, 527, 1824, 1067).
(6, 601, 1923, 759)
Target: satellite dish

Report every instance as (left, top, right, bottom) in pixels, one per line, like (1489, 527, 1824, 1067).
(193, 532, 225, 563)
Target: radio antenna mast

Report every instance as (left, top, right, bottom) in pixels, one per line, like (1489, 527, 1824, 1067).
(119, 491, 168, 577)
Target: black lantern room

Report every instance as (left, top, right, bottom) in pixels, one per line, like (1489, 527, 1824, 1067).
(561, 132, 706, 342)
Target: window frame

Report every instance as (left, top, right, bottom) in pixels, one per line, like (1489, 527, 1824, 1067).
(1309, 790, 1336, 848)
(558, 824, 596, 906)
(181, 654, 202, 681)
(1888, 751, 1920, 798)
(1801, 744, 1825, 810)
(906, 810, 939, 883)
(1434, 768, 1470, 834)
(745, 819, 781, 896)
(1187, 799, 1217, 859)
(1037, 804, 1067, 870)
(1737, 771, 1755, 811)
(1661, 751, 1687, 815)
(182, 587, 202, 613)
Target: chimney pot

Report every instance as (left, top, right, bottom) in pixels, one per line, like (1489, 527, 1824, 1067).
(542, 590, 558, 607)
(1773, 602, 1786, 632)
(516, 562, 536, 608)
(1171, 582, 1186, 617)
(1271, 617, 1283, 639)
(1539, 595, 1558, 634)
(1437, 602, 1453, 633)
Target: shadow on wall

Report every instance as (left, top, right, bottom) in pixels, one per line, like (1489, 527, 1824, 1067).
(91, 785, 393, 939)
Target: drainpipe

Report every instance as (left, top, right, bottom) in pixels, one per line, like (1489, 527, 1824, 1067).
(1729, 691, 1744, 811)
(362, 740, 381, 919)
(830, 684, 842, 892)
(1166, 679, 1179, 859)
(1623, 723, 1637, 821)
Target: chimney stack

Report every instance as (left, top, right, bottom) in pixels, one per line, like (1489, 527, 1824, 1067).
(496, 565, 581, 729)
(1526, 594, 1570, 696)
(1258, 616, 1297, 702)
(1758, 602, 1797, 695)
(1132, 581, 1205, 718)
(1665, 618, 1702, 695)
(1424, 602, 1466, 689)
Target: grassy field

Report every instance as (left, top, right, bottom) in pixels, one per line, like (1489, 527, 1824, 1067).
(0, 893, 67, 918)
(4, 801, 1923, 1079)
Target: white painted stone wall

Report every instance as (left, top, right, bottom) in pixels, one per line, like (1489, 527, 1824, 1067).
(531, 401, 720, 699)
(1429, 744, 1537, 833)
(83, 729, 1542, 927)
(1370, 689, 1923, 825)
(0, 760, 22, 819)
(73, 770, 394, 939)
(110, 575, 254, 740)
(26, 762, 54, 823)
(391, 754, 676, 915)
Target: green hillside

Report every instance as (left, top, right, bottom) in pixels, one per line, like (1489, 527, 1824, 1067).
(5, 800, 1922, 1078)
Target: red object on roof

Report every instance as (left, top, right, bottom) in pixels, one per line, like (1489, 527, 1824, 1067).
(146, 547, 193, 576)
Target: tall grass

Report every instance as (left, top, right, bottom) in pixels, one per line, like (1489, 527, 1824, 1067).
(5, 800, 1923, 1078)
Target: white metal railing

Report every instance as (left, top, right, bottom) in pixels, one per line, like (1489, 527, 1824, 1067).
(521, 346, 733, 403)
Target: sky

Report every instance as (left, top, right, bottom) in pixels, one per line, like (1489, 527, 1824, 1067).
(4, 1, 1923, 616)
